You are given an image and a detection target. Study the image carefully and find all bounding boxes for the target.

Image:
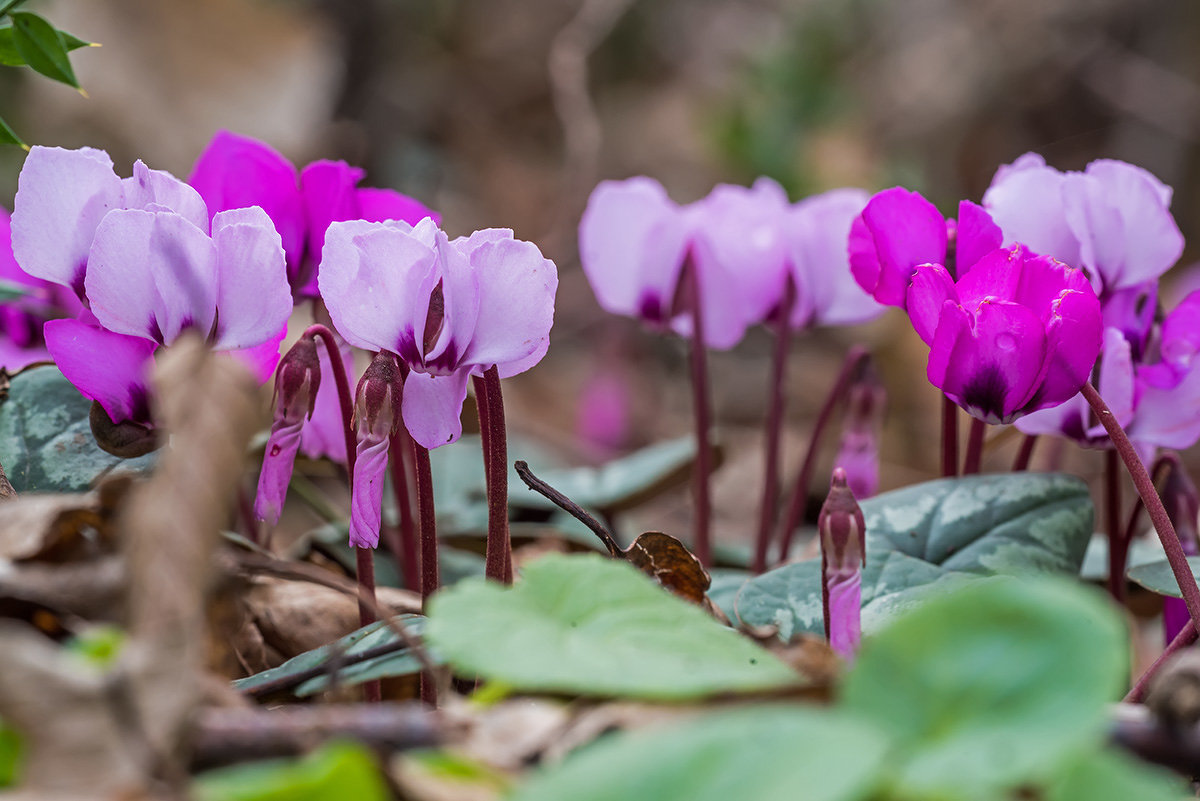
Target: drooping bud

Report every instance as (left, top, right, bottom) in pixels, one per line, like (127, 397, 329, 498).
(833, 364, 885, 500)
(349, 350, 404, 548)
(819, 467, 866, 659)
(254, 335, 323, 524)
(1161, 454, 1200, 644)
(90, 400, 158, 458)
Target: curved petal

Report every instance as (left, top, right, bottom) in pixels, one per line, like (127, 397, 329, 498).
(318, 219, 435, 357)
(906, 262, 957, 345)
(401, 369, 471, 449)
(1033, 280, 1104, 412)
(847, 187, 946, 308)
(461, 236, 556, 373)
(1159, 290, 1200, 377)
(1128, 362, 1200, 451)
(787, 188, 881, 328)
(356, 186, 439, 226)
(578, 177, 689, 322)
(954, 200, 1003, 276)
(122, 161, 210, 232)
(210, 206, 292, 349)
(1101, 281, 1157, 361)
(422, 227, 480, 372)
(1095, 327, 1134, 430)
(44, 317, 156, 424)
(349, 430, 389, 548)
(301, 159, 364, 264)
(12, 146, 123, 296)
(982, 157, 1079, 268)
(188, 130, 305, 274)
(86, 209, 218, 344)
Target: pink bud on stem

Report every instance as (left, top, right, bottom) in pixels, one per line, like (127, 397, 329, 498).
(820, 468, 866, 659)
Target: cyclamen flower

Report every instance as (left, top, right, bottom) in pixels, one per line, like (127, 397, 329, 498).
(188, 130, 439, 296)
(579, 177, 881, 348)
(12, 146, 291, 427)
(983, 153, 1184, 297)
(906, 245, 1102, 423)
(320, 218, 558, 449)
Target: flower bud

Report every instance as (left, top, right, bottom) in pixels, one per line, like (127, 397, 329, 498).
(819, 468, 866, 659)
(254, 335, 323, 524)
(349, 351, 404, 548)
(274, 335, 321, 425)
(834, 366, 885, 500)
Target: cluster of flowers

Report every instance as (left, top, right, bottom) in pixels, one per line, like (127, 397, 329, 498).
(5, 132, 558, 557)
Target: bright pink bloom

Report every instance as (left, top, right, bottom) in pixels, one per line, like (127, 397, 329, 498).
(319, 218, 557, 449)
(907, 245, 1102, 424)
(983, 153, 1184, 296)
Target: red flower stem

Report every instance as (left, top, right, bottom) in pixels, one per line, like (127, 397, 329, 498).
(1105, 448, 1127, 603)
(413, 440, 439, 603)
(941, 396, 959, 479)
(302, 324, 380, 701)
(685, 259, 713, 568)
(1081, 381, 1200, 630)
(1012, 434, 1037, 472)
(1119, 455, 1175, 552)
(753, 276, 795, 574)
(777, 346, 869, 564)
(387, 427, 420, 591)
(475, 367, 512, 583)
(1125, 619, 1198, 703)
(962, 417, 986, 475)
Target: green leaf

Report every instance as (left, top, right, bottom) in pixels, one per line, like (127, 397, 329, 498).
(0, 113, 24, 148)
(232, 616, 429, 697)
(194, 741, 389, 801)
(0, 365, 155, 492)
(1080, 532, 1164, 581)
(0, 22, 91, 67)
(1127, 555, 1200, 597)
(842, 577, 1126, 798)
(512, 706, 889, 801)
(425, 553, 799, 699)
(737, 472, 1094, 636)
(63, 625, 124, 668)
(0, 719, 21, 788)
(10, 11, 79, 88)
(1044, 749, 1186, 801)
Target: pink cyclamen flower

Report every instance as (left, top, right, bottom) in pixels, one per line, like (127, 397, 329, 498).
(13, 146, 291, 426)
(848, 188, 1002, 309)
(819, 468, 865, 659)
(188, 130, 439, 296)
(906, 245, 1103, 424)
(319, 218, 558, 449)
(983, 153, 1184, 297)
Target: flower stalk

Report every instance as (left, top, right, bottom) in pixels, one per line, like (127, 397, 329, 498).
(475, 366, 513, 583)
(684, 256, 713, 567)
(753, 275, 795, 574)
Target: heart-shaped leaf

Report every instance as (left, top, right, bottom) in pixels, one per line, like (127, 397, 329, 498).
(511, 706, 889, 801)
(843, 577, 1126, 798)
(0, 365, 154, 492)
(737, 472, 1093, 636)
(1126, 555, 1200, 598)
(425, 553, 798, 699)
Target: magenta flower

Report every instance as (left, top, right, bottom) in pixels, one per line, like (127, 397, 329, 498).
(983, 153, 1184, 296)
(906, 245, 1102, 423)
(319, 218, 558, 449)
(12, 146, 291, 428)
(848, 187, 1002, 309)
(188, 130, 439, 296)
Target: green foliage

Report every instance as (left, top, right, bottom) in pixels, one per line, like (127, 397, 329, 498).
(193, 742, 389, 801)
(512, 706, 890, 801)
(1043, 749, 1185, 801)
(63, 625, 124, 669)
(426, 553, 799, 699)
(1126, 555, 1200, 598)
(736, 472, 1094, 636)
(0, 719, 21, 788)
(0, 365, 154, 492)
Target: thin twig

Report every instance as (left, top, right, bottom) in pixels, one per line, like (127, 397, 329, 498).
(514, 460, 620, 555)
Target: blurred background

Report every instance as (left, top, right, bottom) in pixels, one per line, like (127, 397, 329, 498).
(5, 0, 1200, 546)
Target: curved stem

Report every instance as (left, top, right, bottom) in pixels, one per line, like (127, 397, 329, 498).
(1012, 433, 1037, 472)
(941, 396, 959, 479)
(1125, 619, 1198, 703)
(962, 417, 986, 475)
(354, 547, 381, 702)
(301, 324, 356, 472)
(476, 367, 512, 583)
(413, 440, 439, 602)
(685, 259, 713, 568)
(753, 277, 794, 574)
(1081, 382, 1200, 630)
(515, 460, 620, 555)
(777, 346, 869, 564)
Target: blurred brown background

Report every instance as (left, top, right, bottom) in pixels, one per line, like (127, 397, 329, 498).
(6, 0, 1199, 544)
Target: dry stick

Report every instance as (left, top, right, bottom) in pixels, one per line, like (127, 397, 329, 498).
(685, 258, 713, 568)
(514, 460, 620, 555)
(777, 346, 869, 564)
(1125, 619, 1199, 704)
(475, 369, 512, 583)
(1012, 433, 1038, 472)
(387, 427, 420, 591)
(1105, 449, 1126, 603)
(752, 277, 795, 574)
(1081, 382, 1200, 629)
(961, 417, 986, 475)
(941, 396, 959, 479)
